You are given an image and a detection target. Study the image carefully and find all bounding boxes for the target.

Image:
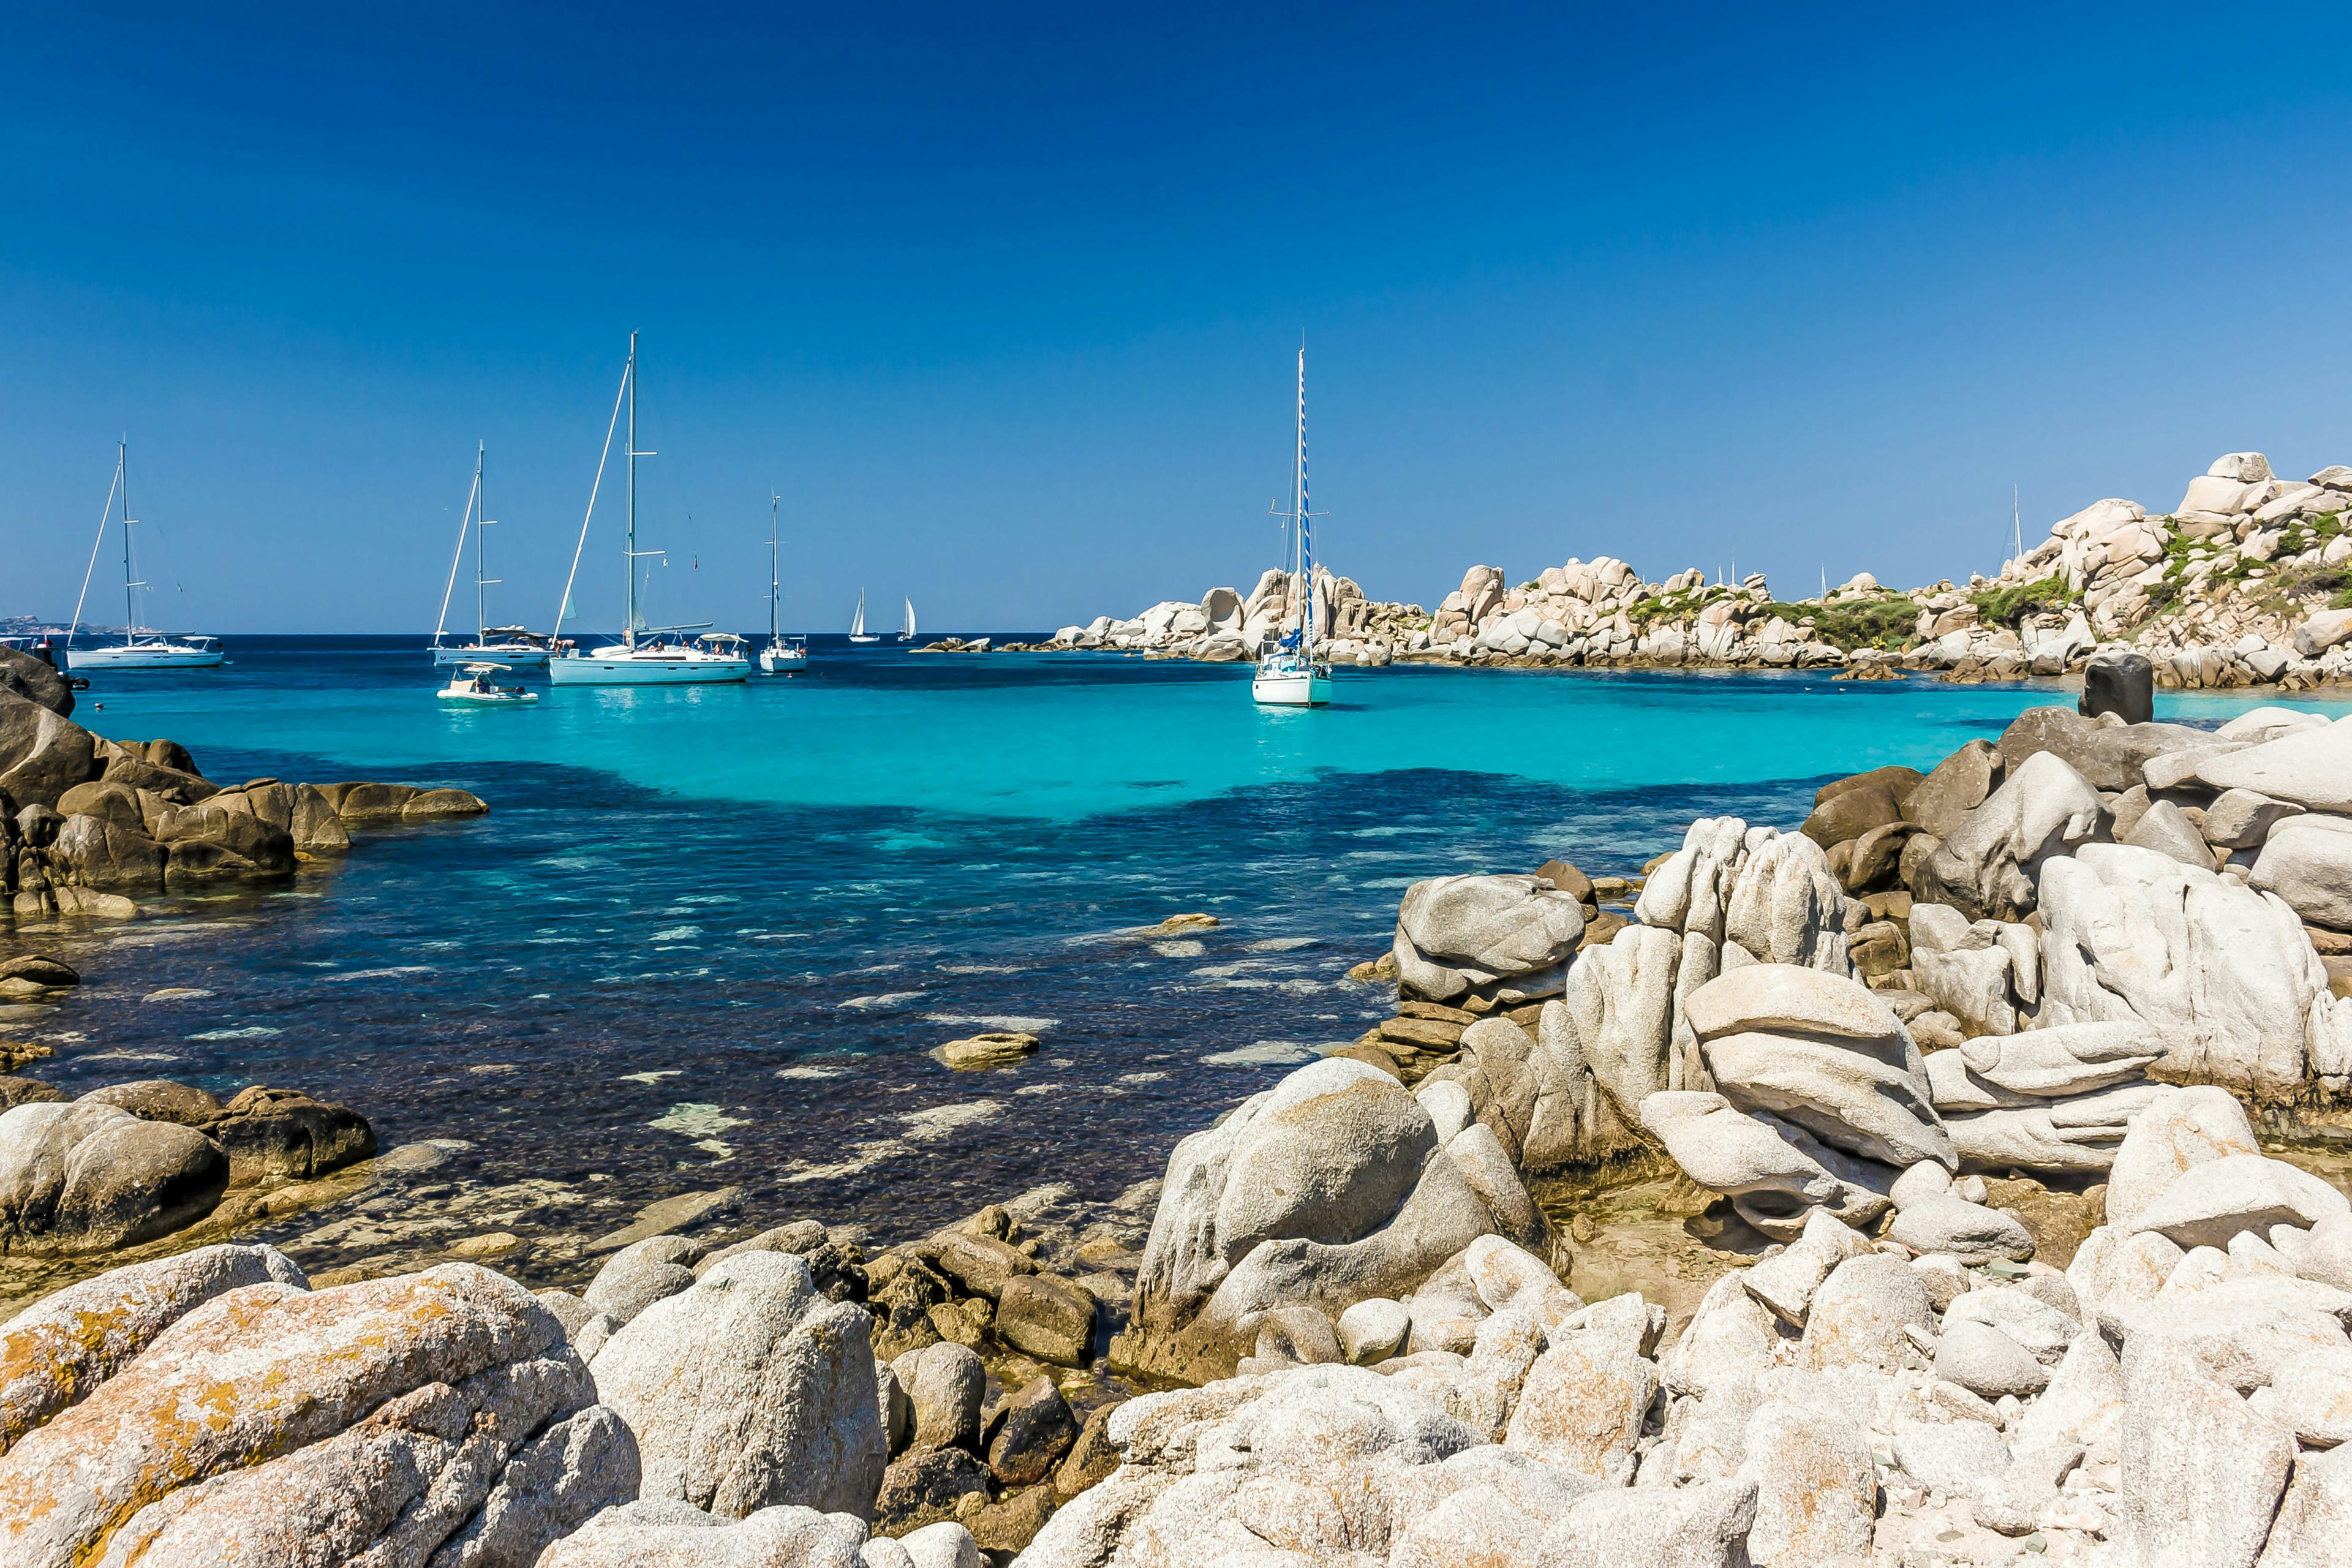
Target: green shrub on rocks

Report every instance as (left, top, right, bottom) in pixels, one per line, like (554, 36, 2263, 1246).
(1967, 573, 2075, 630)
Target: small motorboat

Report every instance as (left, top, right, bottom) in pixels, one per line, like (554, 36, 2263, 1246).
(437, 663, 538, 706)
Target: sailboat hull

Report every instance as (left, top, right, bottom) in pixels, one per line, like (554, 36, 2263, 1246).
(759, 647, 807, 673)
(1251, 661, 1333, 707)
(68, 643, 225, 670)
(432, 644, 549, 668)
(548, 651, 749, 686)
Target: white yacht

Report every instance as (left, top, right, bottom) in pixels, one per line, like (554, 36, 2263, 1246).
(431, 443, 550, 666)
(848, 590, 878, 643)
(759, 492, 807, 673)
(547, 333, 750, 687)
(897, 597, 917, 643)
(66, 440, 227, 671)
(1252, 347, 1333, 707)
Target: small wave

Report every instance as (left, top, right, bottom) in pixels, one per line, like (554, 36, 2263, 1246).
(1242, 937, 1317, 952)
(320, 967, 435, 983)
(185, 1027, 281, 1041)
(1200, 1041, 1316, 1066)
(141, 988, 213, 1001)
(840, 992, 928, 1011)
(777, 1065, 848, 1080)
(924, 1013, 1057, 1033)
(650, 926, 701, 942)
(938, 964, 1021, 974)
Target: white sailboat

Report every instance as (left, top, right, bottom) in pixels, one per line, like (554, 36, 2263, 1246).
(897, 597, 916, 643)
(1251, 347, 1333, 707)
(66, 439, 225, 671)
(760, 491, 809, 673)
(848, 590, 878, 643)
(431, 443, 550, 666)
(548, 333, 750, 687)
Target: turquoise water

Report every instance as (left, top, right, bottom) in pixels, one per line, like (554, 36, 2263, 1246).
(10, 638, 2338, 1276)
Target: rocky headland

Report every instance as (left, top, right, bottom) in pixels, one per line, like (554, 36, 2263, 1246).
(1014, 449, 2352, 691)
(7, 680, 2352, 1563)
(0, 643, 490, 924)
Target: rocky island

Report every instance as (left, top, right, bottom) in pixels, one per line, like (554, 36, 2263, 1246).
(1014, 449, 2352, 692)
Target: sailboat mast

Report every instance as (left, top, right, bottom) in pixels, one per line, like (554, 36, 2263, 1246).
(121, 438, 135, 644)
(473, 443, 488, 639)
(625, 331, 638, 649)
(1295, 347, 1311, 647)
(770, 492, 782, 640)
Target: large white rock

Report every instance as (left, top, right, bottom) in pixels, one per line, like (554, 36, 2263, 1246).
(1554, 924, 1680, 1118)
(2119, 1337, 2294, 1567)
(1942, 1081, 2165, 1172)
(2127, 1153, 2351, 1251)
(2253, 815, 2352, 933)
(1919, 750, 2106, 922)
(1738, 1400, 1875, 1563)
(2106, 1085, 2263, 1232)
(2260, 1444, 2352, 1568)
(2196, 717, 2352, 813)
(1395, 874, 1588, 1002)
(2014, 1331, 2126, 1452)
(1687, 966, 1952, 1170)
(1657, 1272, 1779, 1400)
(1721, 831, 1852, 971)
(1797, 1253, 1935, 1375)
(1954, 1023, 2160, 1097)
(538, 1500, 873, 1568)
(1125, 1057, 1518, 1379)
(1635, 1091, 1893, 1239)
(1530, 1476, 1756, 1568)
(1502, 1332, 1656, 1483)
(592, 1251, 887, 1520)
(1886, 1196, 2035, 1263)
(1635, 816, 1749, 945)
(2038, 844, 2350, 1100)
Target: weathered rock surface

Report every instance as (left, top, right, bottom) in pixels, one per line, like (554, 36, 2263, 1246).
(1393, 874, 1588, 1003)
(0, 1100, 230, 1254)
(593, 1250, 888, 1521)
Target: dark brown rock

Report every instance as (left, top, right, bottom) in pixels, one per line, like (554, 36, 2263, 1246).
(100, 752, 217, 804)
(140, 738, 200, 775)
(403, 788, 490, 819)
(153, 801, 296, 884)
(208, 1085, 377, 1183)
(967, 1484, 1057, 1554)
(0, 956, 77, 987)
(1378, 1016, 1463, 1052)
(1801, 782, 1905, 848)
(1813, 764, 1924, 809)
(1996, 706, 2208, 793)
(872, 1447, 992, 1534)
(995, 1275, 1095, 1366)
(0, 1076, 67, 1108)
(79, 1079, 223, 1126)
(2080, 652, 2154, 725)
(1904, 739, 2003, 839)
(1534, 859, 1594, 903)
(1054, 1403, 1123, 1499)
(320, 781, 419, 820)
(1850, 921, 1910, 982)
(919, 1230, 1037, 1300)
(1845, 820, 1917, 892)
(1329, 1042, 1403, 1079)
(53, 780, 143, 832)
(986, 1376, 1078, 1486)
(0, 695, 99, 810)
(50, 814, 168, 891)
(0, 645, 74, 718)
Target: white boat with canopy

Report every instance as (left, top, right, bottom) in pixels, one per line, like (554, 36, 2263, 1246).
(760, 491, 808, 673)
(66, 439, 226, 671)
(431, 443, 550, 666)
(437, 663, 538, 706)
(548, 333, 750, 687)
(1251, 347, 1333, 707)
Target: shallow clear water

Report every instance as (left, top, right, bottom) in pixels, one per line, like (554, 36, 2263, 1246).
(8, 638, 2341, 1280)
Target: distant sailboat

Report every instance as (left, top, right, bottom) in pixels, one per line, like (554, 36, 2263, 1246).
(760, 492, 809, 673)
(849, 590, 878, 643)
(546, 332, 750, 686)
(431, 443, 550, 667)
(1251, 347, 1333, 707)
(66, 439, 226, 671)
(897, 597, 916, 643)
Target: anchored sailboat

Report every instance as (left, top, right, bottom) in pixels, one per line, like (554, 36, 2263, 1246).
(66, 439, 225, 671)
(1251, 347, 1333, 707)
(431, 443, 549, 666)
(897, 597, 916, 643)
(848, 590, 878, 643)
(760, 492, 809, 673)
(547, 333, 750, 687)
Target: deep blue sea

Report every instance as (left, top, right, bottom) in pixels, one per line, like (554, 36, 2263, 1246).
(7, 636, 2340, 1253)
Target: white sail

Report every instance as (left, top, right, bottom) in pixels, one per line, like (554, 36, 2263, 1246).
(900, 598, 916, 639)
(850, 590, 867, 638)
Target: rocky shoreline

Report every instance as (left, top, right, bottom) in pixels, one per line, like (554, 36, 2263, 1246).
(6, 678, 2352, 1562)
(1009, 449, 2352, 693)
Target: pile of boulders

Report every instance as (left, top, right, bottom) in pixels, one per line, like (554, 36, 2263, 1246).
(1025, 1083, 2352, 1567)
(0, 646, 488, 921)
(1012, 567, 1429, 666)
(0, 1074, 377, 1256)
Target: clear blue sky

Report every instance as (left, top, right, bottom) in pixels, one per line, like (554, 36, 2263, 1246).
(7, 2, 2351, 634)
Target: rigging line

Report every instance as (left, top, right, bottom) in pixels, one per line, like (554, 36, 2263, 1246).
(69, 451, 123, 643)
(433, 467, 481, 645)
(555, 355, 633, 641)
